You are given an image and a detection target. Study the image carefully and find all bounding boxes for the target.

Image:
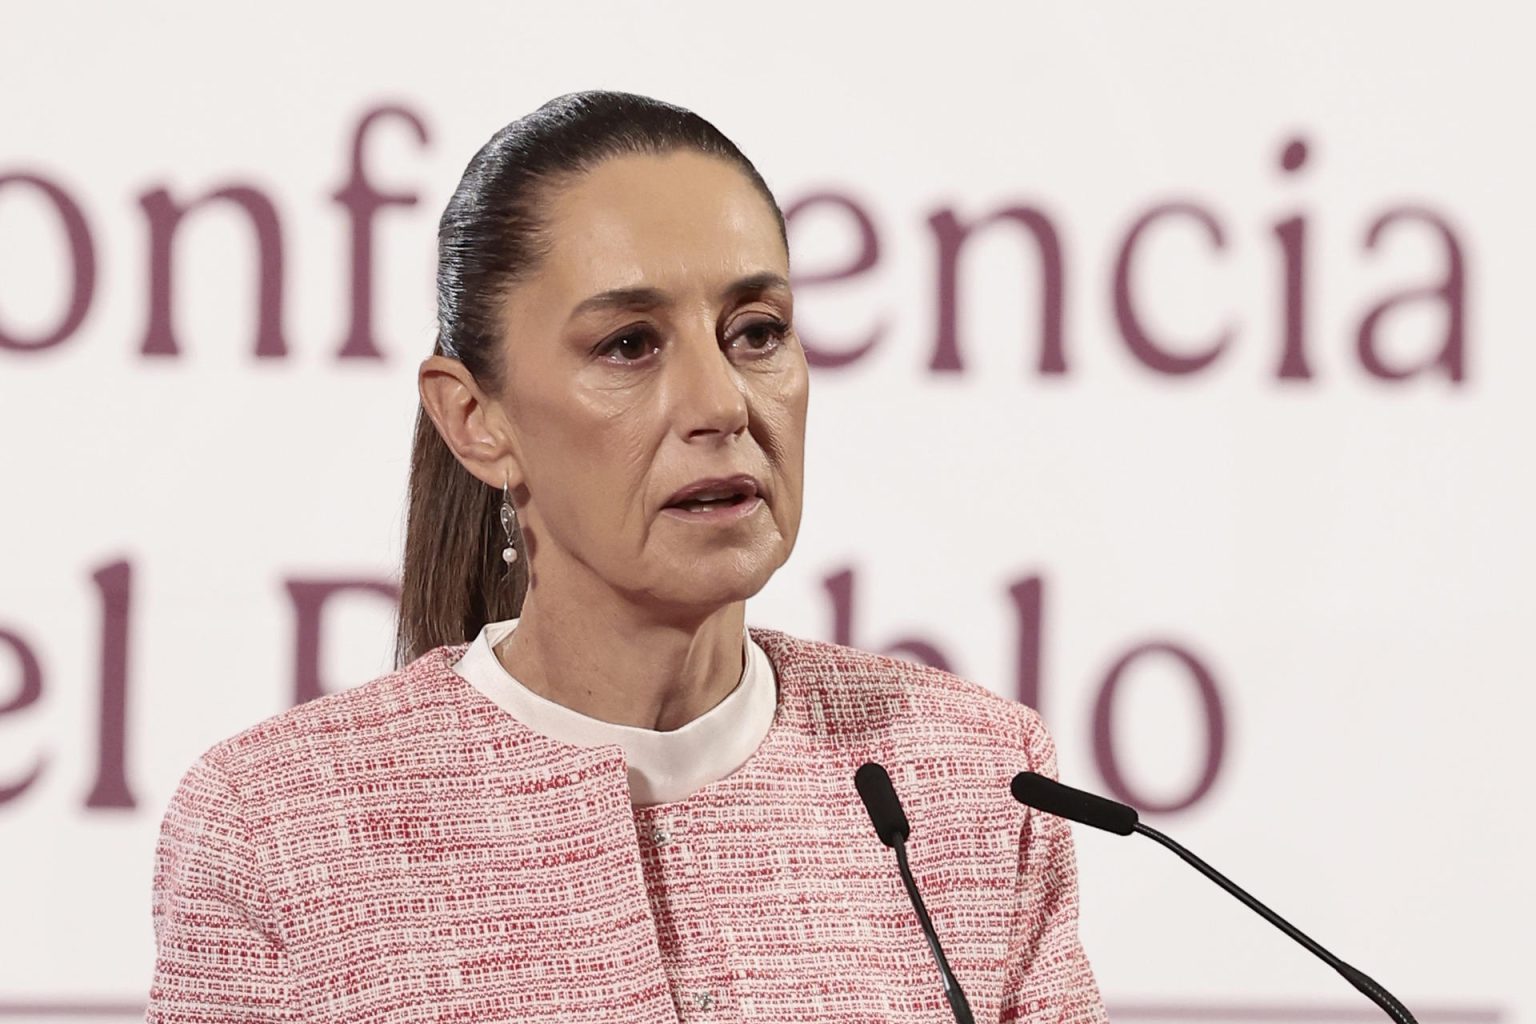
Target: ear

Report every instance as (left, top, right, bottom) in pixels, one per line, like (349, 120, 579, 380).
(417, 355, 523, 490)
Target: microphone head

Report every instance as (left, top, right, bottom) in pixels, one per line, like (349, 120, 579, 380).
(1011, 771, 1139, 836)
(854, 762, 911, 848)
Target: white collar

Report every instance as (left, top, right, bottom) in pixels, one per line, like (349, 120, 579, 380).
(452, 619, 777, 806)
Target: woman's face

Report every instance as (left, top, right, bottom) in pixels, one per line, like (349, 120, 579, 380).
(493, 150, 808, 618)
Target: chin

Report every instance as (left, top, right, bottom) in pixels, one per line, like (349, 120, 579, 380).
(637, 546, 784, 616)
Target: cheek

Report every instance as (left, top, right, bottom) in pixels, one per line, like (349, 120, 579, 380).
(749, 365, 809, 519)
(760, 363, 810, 466)
(520, 386, 676, 553)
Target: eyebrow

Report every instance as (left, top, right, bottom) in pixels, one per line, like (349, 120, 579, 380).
(567, 272, 791, 320)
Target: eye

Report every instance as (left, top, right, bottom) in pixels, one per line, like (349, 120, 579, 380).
(725, 318, 790, 357)
(596, 325, 661, 363)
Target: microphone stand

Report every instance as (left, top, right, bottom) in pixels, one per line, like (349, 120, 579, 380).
(890, 835, 976, 1024)
(1012, 770, 1419, 1024)
(855, 762, 976, 1024)
(1133, 822, 1417, 1024)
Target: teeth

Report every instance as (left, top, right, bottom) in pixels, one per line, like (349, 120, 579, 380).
(669, 484, 757, 512)
(674, 492, 748, 512)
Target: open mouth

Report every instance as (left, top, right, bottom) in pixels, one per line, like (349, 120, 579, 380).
(670, 492, 754, 513)
(664, 475, 761, 514)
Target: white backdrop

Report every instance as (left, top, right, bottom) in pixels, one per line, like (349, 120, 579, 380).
(1, 2, 1530, 1021)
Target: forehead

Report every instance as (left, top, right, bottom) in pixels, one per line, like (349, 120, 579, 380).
(535, 150, 787, 301)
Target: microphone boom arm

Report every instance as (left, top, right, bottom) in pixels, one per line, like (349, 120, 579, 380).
(892, 836, 976, 1024)
(1132, 821, 1417, 1024)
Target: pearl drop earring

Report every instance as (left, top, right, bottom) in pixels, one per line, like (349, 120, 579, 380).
(499, 480, 519, 567)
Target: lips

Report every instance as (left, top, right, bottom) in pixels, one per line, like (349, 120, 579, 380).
(663, 474, 762, 513)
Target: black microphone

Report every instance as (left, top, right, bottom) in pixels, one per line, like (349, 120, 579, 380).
(855, 763, 975, 1024)
(1011, 771, 1419, 1024)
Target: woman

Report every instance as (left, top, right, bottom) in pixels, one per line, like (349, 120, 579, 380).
(147, 91, 1107, 1023)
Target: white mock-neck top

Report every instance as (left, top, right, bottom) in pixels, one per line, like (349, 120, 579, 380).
(451, 618, 777, 806)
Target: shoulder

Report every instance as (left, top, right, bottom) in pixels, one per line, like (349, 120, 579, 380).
(182, 644, 483, 805)
(750, 628, 1056, 770)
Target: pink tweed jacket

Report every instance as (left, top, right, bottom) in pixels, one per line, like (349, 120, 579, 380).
(146, 630, 1107, 1023)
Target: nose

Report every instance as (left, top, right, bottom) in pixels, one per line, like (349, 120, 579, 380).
(671, 326, 748, 442)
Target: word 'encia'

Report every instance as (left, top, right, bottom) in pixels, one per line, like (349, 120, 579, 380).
(0, 108, 1464, 382)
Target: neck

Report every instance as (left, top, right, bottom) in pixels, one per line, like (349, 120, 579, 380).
(497, 584, 746, 732)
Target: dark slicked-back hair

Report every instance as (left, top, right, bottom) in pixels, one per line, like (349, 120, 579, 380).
(396, 91, 786, 666)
